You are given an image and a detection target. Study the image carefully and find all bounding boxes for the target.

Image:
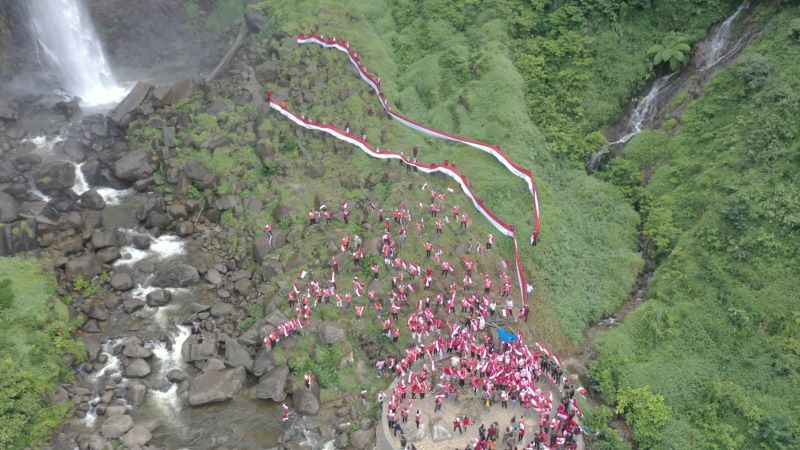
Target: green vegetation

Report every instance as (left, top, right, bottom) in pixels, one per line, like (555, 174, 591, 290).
(647, 33, 692, 72)
(593, 4, 800, 448)
(0, 258, 84, 449)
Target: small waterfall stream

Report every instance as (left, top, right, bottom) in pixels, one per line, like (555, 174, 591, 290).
(28, 0, 128, 106)
(588, 1, 750, 172)
(703, 1, 749, 70)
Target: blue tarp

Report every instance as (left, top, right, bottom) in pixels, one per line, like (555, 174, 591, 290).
(497, 327, 518, 344)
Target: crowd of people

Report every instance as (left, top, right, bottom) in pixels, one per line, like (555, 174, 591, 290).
(261, 186, 582, 449)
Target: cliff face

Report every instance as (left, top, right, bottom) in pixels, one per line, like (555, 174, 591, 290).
(84, 0, 237, 81)
(0, 0, 238, 86)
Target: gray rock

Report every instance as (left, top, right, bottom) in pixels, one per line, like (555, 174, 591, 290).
(188, 366, 246, 406)
(66, 254, 101, 281)
(100, 414, 133, 439)
(182, 339, 217, 362)
(121, 424, 152, 447)
(252, 348, 275, 376)
(350, 429, 373, 450)
(145, 288, 172, 306)
(85, 303, 109, 321)
(234, 278, 252, 296)
(124, 358, 151, 378)
(112, 149, 153, 181)
(55, 138, 88, 162)
(318, 322, 346, 345)
(244, 5, 267, 33)
(83, 335, 102, 361)
(104, 405, 127, 417)
(110, 273, 134, 291)
(54, 97, 81, 120)
(166, 368, 186, 382)
(214, 195, 239, 211)
(176, 220, 194, 236)
(205, 268, 224, 285)
(160, 79, 197, 106)
(109, 81, 152, 126)
(224, 338, 253, 370)
(292, 385, 320, 415)
(122, 344, 152, 359)
(126, 382, 148, 407)
(255, 365, 289, 402)
(431, 418, 452, 441)
(0, 220, 38, 256)
(0, 192, 18, 223)
(0, 161, 16, 183)
(408, 422, 426, 441)
(96, 247, 121, 264)
(153, 263, 199, 287)
(91, 229, 117, 249)
(122, 297, 145, 313)
(46, 385, 69, 405)
(33, 161, 75, 193)
(0, 96, 18, 120)
(183, 160, 210, 181)
(210, 302, 234, 317)
(80, 190, 106, 210)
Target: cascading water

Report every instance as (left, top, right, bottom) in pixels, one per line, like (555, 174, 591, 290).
(587, 75, 674, 172)
(703, 2, 749, 70)
(72, 162, 90, 195)
(28, 0, 128, 106)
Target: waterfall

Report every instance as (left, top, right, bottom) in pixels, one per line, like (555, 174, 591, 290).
(72, 163, 90, 195)
(588, 75, 674, 172)
(28, 0, 128, 106)
(703, 2, 749, 70)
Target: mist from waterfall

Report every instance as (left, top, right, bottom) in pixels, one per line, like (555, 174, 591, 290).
(28, 0, 128, 106)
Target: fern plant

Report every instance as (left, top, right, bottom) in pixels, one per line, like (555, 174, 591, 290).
(648, 33, 692, 72)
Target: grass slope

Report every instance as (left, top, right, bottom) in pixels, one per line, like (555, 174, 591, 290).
(592, 4, 800, 448)
(0, 258, 84, 449)
(257, 0, 642, 346)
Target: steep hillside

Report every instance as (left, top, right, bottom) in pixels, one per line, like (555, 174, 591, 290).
(592, 3, 800, 448)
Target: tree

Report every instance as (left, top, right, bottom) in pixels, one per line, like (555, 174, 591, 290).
(647, 33, 692, 72)
(616, 386, 671, 448)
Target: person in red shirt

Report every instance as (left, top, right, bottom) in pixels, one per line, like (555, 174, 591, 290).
(324, 210, 332, 224)
(460, 213, 469, 229)
(308, 210, 316, 225)
(435, 218, 443, 234)
(425, 242, 433, 257)
(342, 209, 350, 224)
(264, 223, 273, 246)
(486, 233, 494, 251)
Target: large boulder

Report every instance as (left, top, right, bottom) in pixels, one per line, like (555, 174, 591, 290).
(32, 161, 75, 193)
(224, 338, 253, 370)
(292, 384, 320, 416)
(252, 236, 271, 262)
(255, 364, 289, 402)
(0, 161, 16, 183)
(109, 81, 152, 126)
(112, 149, 153, 181)
(65, 254, 101, 281)
(182, 338, 218, 362)
(350, 430, 373, 450)
(244, 5, 267, 33)
(54, 97, 81, 120)
(0, 192, 18, 223)
(0, 96, 18, 120)
(318, 322, 346, 345)
(124, 358, 152, 378)
(80, 190, 106, 210)
(100, 414, 134, 439)
(153, 263, 200, 287)
(126, 382, 148, 407)
(159, 79, 197, 106)
(188, 366, 246, 406)
(145, 289, 172, 307)
(252, 348, 275, 376)
(431, 418, 452, 441)
(121, 424, 152, 447)
(0, 220, 38, 256)
(110, 273, 134, 291)
(91, 229, 117, 249)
